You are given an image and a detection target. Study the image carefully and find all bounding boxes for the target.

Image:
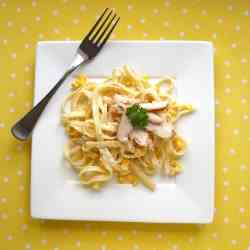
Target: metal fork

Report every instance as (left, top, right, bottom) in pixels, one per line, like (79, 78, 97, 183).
(11, 8, 120, 141)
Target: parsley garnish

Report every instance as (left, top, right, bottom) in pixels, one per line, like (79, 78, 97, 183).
(126, 104, 149, 129)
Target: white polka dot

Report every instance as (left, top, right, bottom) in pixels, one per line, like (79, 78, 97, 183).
(223, 195, 229, 201)
(225, 73, 231, 79)
(235, 25, 240, 31)
(53, 247, 59, 250)
(3, 39, 8, 45)
(240, 223, 247, 229)
(241, 97, 247, 104)
(32, 1, 37, 7)
(225, 87, 231, 94)
(1, 197, 7, 203)
(126, 24, 133, 31)
(227, 5, 233, 11)
(223, 167, 228, 173)
(41, 239, 47, 245)
(212, 232, 218, 239)
(6, 234, 13, 241)
(0, 122, 5, 128)
(75, 240, 81, 247)
(233, 129, 239, 135)
(164, 1, 171, 7)
(1, 213, 8, 220)
(131, 229, 137, 235)
(217, 18, 223, 23)
(17, 169, 23, 176)
(3, 177, 9, 183)
(8, 91, 15, 97)
(172, 245, 179, 250)
(188, 237, 193, 243)
(25, 80, 31, 86)
(215, 98, 220, 105)
(231, 43, 237, 48)
(139, 18, 145, 24)
(241, 79, 248, 85)
(215, 122, 220, 128)
(211, 33, 217, 39)
(201, 9, 207, 15)
(153, 8, 159, 14)
(117, 235, 123, 240)
(240, 164, 247, 171)
(16, 6, 21, 12)
(224, 60, 231, 66)
(35, 16, 41, 22)
(24, 43, 30, 49)
(19, 185, 24, 192)
(231, 240, 237, 245)
(100, 244, 107, 250)
(63, 228, 69, 234)
(240, 185, 246, 192)
(5, 154, 11, 161)
(243, 10, 249, 16)
(156, 233, 163, 239)
(80, 4, 86, 11)
(132, 244, 139, 250)
(7, 21, 13, 27)
(11, 53, 17, 59)
(194, 24, 200, 30)
(53, 28, 60, 34)
(52, 9, 59, 16)
(24, 66, 30, 72)
(10, 73, 16, 79)
(243, 114, 249, 120)
(179, 31, 185, 37)
(229, 148, 236, 155)
(21, 26, 27, 33)
(18, 208, 24, 214)
(163, 21, 169, 27)
(225, 108, 232, 115)
(127, 5, 133, 11)
(239, 207, 245, 213)
(223, 217, 229, 224)
(101, 231, 107, 236)
(25, 243, 32, 249)
(223, 181, 230, 187)
(9, 107, 15, 113)
(143, 32, 148, 37)
(181, 8, 188, 15)
(73, 18, 80, 24)
(17, 145, 23, 151)
(21, 224, 28, 231)
(38, 33, 44, 39)
(240, 58, 248, 63)
(1, 2, 7, 7)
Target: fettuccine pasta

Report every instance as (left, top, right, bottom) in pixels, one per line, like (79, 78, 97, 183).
(61, 65, 193, 191)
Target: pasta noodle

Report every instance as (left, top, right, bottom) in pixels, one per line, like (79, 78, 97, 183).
(61, 65, 193, 191)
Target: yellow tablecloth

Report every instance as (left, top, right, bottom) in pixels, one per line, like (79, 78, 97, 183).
(0, 0, 249, 249)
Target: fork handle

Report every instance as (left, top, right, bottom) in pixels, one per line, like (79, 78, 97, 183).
(11, 66, 78, 141)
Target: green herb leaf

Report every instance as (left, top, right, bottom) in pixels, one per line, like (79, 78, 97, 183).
(126, 104, 149, 129)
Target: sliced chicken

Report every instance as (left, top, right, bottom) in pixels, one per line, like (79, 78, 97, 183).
(146, 122, 173, 139)
(114, 94, 136, 109)
(117, 112, 133, 142)
(140, 101, 168, 111)
(148, 113, 163, 124)
(129, 129, 149, 146)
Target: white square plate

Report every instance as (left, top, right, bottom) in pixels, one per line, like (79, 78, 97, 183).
(31, 41, 214, 223)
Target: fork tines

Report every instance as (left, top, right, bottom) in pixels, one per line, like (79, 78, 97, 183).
(83, 8, 120, 48)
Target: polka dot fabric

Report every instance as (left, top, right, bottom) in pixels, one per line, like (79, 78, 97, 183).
(0, 0, 249, 250)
